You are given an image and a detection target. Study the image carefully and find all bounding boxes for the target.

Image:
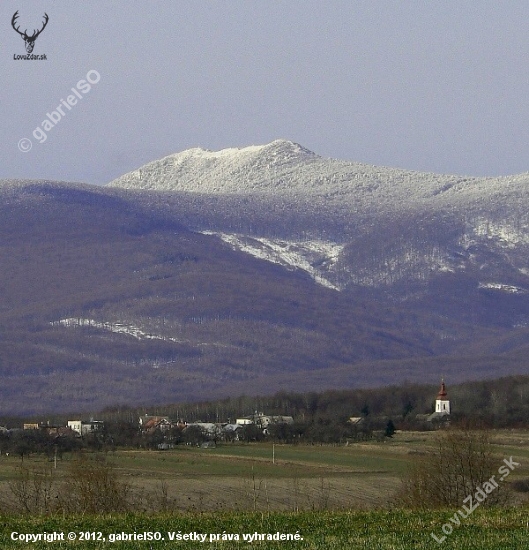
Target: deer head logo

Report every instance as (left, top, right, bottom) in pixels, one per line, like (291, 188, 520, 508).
(12, 11, 49, 54)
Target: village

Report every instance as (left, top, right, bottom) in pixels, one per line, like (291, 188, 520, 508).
(0, 382, 451, 453)
(2, 412, 297, 449)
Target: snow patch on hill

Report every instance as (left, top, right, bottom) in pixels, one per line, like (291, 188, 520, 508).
(53, 318, 184, 342)
(204, 232, 344, 291)
(472, 219, 529, 248)
(52, 318, 237, 350)
(478, 283, 528, 294)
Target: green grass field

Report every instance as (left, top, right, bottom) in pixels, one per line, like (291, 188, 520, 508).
(1, 508, 529, 549)
(1, 430, 529, 512)
(1, 431, 529, 547)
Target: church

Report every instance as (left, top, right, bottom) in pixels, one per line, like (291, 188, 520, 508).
(427, 380, 451, 422)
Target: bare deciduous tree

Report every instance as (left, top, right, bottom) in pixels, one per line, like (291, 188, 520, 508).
(396, 427, 510, 508)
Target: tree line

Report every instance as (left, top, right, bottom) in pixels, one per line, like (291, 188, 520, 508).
(3, 374, 529, 456)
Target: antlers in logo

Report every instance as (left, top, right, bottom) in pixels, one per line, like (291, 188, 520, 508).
(12, 11, 49, 54)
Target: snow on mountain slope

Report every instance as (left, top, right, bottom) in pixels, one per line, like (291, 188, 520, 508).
(52, 318, 233, 349)
(466, 218, 529, 248)
(106, 141, 529, 301)
(203, 232, 344, 290)
(54, 318, 183, 343)
(478, 283, 528, 294)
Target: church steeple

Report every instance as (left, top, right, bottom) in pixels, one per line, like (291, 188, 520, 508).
(435, 379, 450, 415)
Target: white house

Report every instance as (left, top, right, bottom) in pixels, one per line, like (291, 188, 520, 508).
(235, 418, 253, 425)
(236, 413, 294, 429)
(67, 419, 104, 436)
(67, 420, 82, 434)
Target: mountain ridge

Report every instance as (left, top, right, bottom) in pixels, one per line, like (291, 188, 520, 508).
(4, 179, 497, 414)
(108, 140, 529, 211)
(108, 139, 488, 201)
(2, 143, 529, 414)
(106, 141, 529, 315)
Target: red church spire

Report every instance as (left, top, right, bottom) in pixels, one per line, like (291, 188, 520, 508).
(437, 380, 448, 400)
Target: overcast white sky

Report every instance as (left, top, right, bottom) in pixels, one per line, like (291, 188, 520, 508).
(1, 1, 529, 184)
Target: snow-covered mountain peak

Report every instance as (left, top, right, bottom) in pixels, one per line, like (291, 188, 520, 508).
(107, 141, 529, 218)
(108, 139, 326, 194)
(168, 139, 315, 163)
(258, 139, 317, 158)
